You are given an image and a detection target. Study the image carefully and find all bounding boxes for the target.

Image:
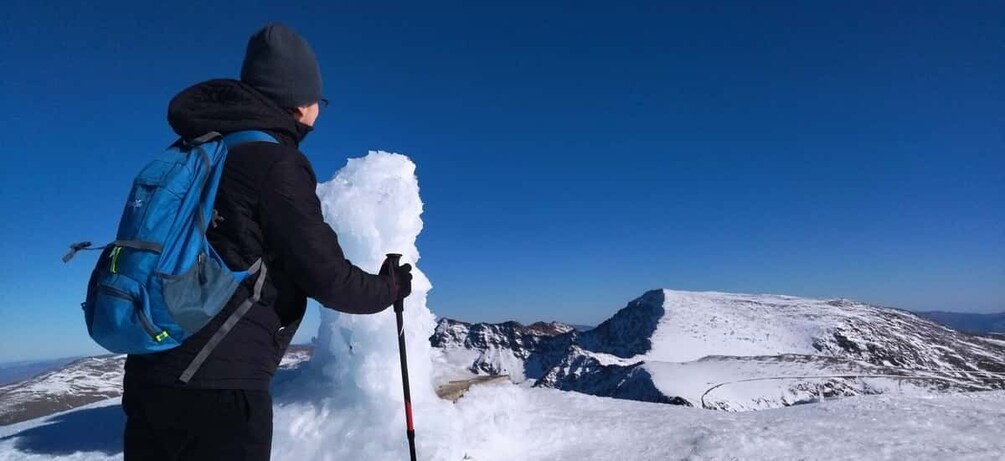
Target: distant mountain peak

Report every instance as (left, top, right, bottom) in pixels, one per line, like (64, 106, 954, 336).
(0, 346, 313, 426)
(432, 288, 1005, 410)
(913, 311, 1005, 335)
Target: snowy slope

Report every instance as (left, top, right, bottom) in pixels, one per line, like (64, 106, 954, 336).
(450, 387, 1005, 461)
(646, 290, 1005, 371)
(3, 388, 1005, 460)
(0, 346, 313, 426)
(0, 356, 123, 426)
(646, 290, 838, 361)
(434, 290, 1005, 410)
(644, 354, 946, 411)
(432, 319, 576, 382)
(0, 359, 79, 387)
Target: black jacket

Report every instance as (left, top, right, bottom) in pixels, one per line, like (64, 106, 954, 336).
(125, 79, 396, 390)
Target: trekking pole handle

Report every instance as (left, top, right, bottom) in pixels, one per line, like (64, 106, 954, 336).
(385, 253, 404, 313)
(386, 253, 403, 268)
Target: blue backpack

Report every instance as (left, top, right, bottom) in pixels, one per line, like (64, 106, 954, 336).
(65, 130, 277, 383)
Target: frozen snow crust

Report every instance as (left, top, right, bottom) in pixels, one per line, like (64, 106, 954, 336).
(4, 389, 1005, 460)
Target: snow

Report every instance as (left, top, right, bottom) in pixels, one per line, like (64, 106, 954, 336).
(644, 356, 937, 411)
(0, 359, 79, 387)
(473, 347, 528, 382)
(277, 348, 312, 370)
(0, 357, 123, 397)
(647, 291, 848, 362)
(430, 348, 482, 385)
(0, 357, 124, 426)
(5, 388, 1005, 460)
(271, 151, 468, 460)
(0, 398, 122, 461)
(441, 288, 1004, 412)
(487, 387, 1005, 461)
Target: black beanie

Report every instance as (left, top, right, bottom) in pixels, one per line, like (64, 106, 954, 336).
(240, 24, 323, 108)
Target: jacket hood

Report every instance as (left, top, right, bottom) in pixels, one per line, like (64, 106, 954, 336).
(167, 79, 311, 146)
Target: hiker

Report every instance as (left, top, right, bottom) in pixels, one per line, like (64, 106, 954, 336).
(121, 23, 413, 461)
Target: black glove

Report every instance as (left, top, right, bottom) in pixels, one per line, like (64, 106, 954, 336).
(380, 260, 413, 302)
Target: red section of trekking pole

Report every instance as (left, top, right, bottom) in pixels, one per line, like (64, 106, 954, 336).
(405, 401, 414, 430)
(386, 253, 417, 461)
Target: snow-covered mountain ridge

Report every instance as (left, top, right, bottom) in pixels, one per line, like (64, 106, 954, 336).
(3, 291, 1001, 440)
(0, 345, 312, 426)
(0, 356, 124, 426)
(431, 319, 576, 382)
(914, 310, 1005, 335)
(432, 289, 1005, 410)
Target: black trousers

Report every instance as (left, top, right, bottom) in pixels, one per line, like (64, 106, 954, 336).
(122, 385, 273, 461)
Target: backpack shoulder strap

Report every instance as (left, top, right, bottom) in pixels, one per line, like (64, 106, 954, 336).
(176, 132, 276, 384)
(179, 258, 268, 384)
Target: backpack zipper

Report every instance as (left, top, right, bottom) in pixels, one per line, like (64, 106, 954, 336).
(99, 285, 133, 301)
(109, 246, 123, 273)
(98, 285, 163, 342)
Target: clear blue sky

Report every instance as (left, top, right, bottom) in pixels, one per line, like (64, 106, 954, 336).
(0, 1, 1002, 361)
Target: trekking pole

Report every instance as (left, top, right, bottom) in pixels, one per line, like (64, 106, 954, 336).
(386, 253, 417, 461)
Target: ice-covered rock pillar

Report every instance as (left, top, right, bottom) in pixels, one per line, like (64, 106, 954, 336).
(301, 151, 458, 460)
